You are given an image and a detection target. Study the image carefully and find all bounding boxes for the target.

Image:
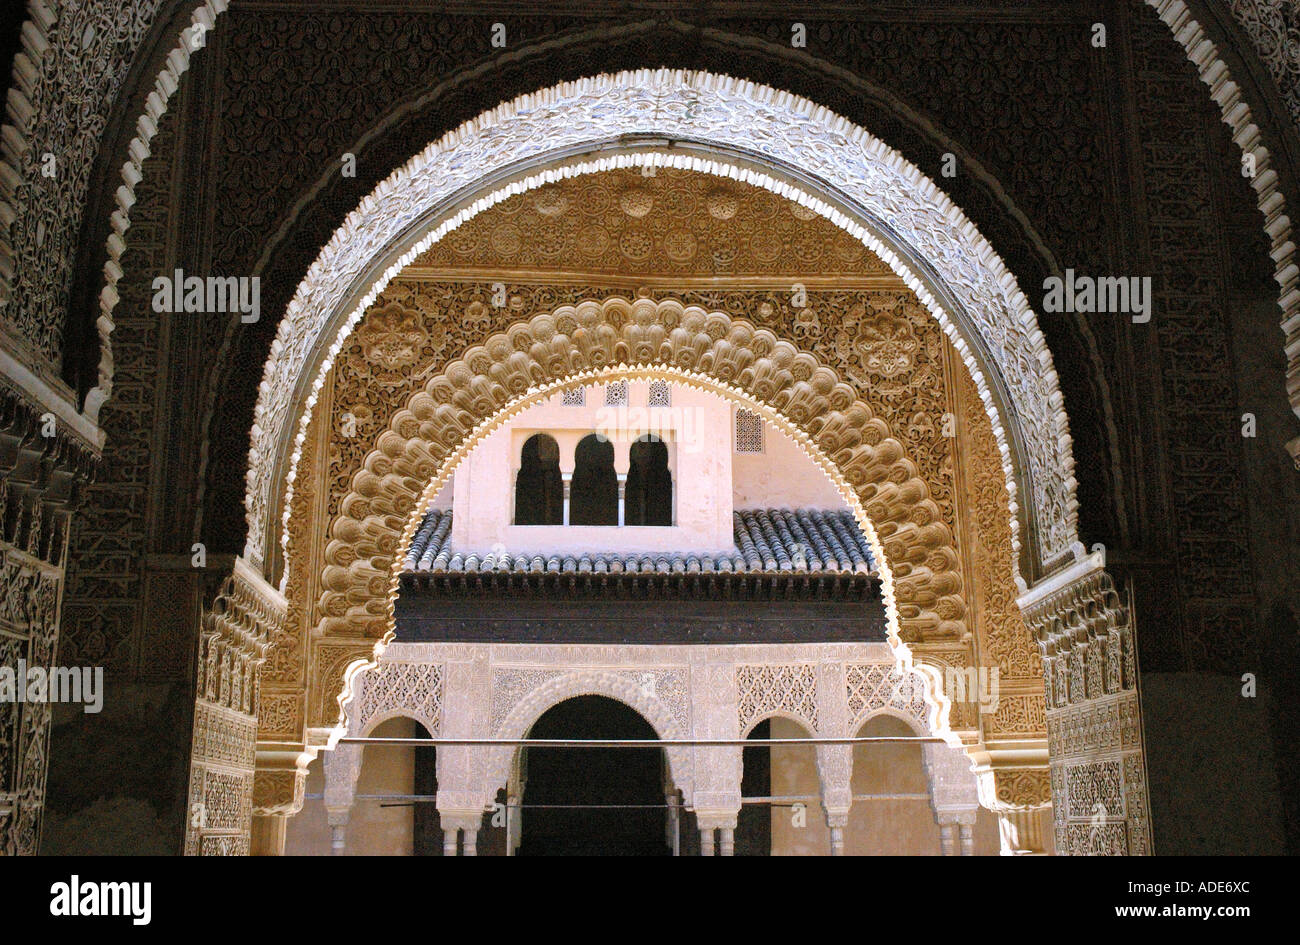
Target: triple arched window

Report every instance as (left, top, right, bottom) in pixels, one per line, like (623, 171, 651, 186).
(513, 432, 673, 526)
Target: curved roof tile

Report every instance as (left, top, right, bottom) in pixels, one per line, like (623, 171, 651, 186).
(403, 507, 877, 576)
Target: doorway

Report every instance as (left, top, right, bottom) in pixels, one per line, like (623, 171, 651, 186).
(517, 696, 668, 855)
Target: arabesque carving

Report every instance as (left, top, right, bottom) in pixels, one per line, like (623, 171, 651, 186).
(1019, 554, 1151, 856)
(184, 556, 286, 856)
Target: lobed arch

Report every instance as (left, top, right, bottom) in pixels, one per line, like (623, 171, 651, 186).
(303, 301, 980, 776)
(741, 713, 818, 740)
(242, 69, 1085, 590)
(845, 661, 941, 738)
(338, 651, 444, 742)
(315, 297, 966, 656)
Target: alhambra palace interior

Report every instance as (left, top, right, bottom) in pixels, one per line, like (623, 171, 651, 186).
(0, 0, 1297, 858)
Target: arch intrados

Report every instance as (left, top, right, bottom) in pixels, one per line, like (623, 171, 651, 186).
(359, 711, 437, 741)
(270, 148, 1043, 577)
(489, 672, 690, 802)
(387, 364, 907, 641)
(320, 355, 960, 752)
(855, 709, 929, 739)
(524, 694, 659, 740)
(743, 714, 816, 739)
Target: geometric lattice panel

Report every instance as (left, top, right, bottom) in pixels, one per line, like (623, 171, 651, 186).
(736, 663, 819, 733)
(845, 663, 929, 732)
(355, 662, 443, 734)
(735, 408, 763, 453)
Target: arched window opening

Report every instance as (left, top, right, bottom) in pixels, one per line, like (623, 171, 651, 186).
(626, 435, 672, 525)
(570, 434, 618, 525)
(514, 434, 563, 525)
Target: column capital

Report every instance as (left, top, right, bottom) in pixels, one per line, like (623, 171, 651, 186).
(438, 810, 486, 835)
(694, 809, 739, 831)
(997, 805, 1053, 855)
(252, 749, 309, 816)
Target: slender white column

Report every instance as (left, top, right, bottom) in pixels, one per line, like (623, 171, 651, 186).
(328, 819, 347, 856)
(938, 823, 957, 856)
(828, 822, 846, 856)
(718, 827, 735, 856)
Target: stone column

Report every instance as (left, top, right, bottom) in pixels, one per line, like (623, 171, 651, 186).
(182, 557, 285, 856)
(665, 790, 681, 854)
(815, 661, 853, 855)
(320, 742, 362, 856)
(718, 826, 735, 857)
(816, 744, 854, 857)
(1018, 550, 1151, 855)
(432, 652, 493, 854)
(923, 742, 981, 856)
(688, 654, 741, 855)
(699, 827, 715, 855)
(438, 811, 483, 856)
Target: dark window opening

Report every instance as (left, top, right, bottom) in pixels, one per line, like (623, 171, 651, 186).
(570, 434, 618, 525)
(626, 435, 672, 526)
(514, 434, 563, 525)
(736, 719, 773, 856)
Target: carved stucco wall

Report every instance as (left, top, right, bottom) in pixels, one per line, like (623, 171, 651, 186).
(1, 1, 162, 369)
(408, 166, 896, 278)
(2, 3, 1292, 516)
(1225, 0, 1300, 133)
(183, 556, 284, 856)
(1021, 557, 1151, 856)
(0, 547, 63, 855)
(4, 2, 1293, 503)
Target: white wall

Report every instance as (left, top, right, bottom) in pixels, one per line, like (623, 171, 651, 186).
(731, 422, 843, 509)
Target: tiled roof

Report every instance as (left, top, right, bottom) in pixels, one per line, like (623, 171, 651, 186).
(402, 508, 876, 575)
